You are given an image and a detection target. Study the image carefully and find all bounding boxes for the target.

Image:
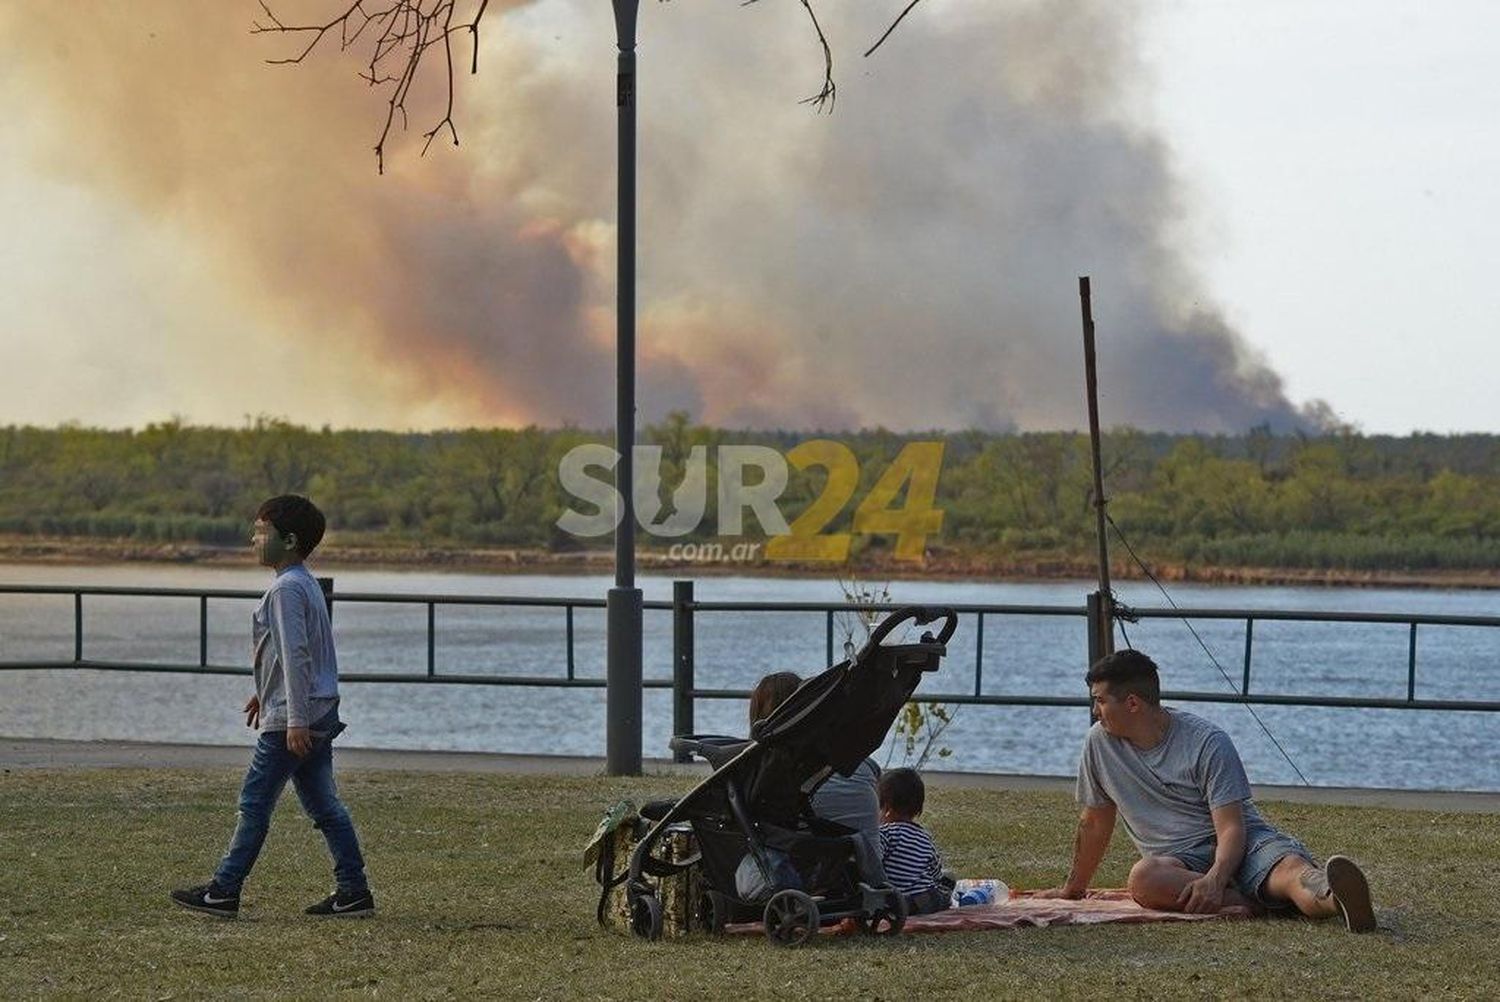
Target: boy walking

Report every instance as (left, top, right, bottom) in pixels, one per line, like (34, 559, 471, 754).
(171, 495, 373, 919)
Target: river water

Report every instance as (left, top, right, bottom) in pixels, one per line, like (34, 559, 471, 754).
(1, 563, 1496, 791)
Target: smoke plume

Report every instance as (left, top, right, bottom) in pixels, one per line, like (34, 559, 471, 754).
(3, 1, 1328, 433)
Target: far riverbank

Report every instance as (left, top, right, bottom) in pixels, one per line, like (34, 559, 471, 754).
(2, 533, 1499, 590)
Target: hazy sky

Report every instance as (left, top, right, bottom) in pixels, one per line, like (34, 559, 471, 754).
(1, 1, 1495, 434)
(1145, 1, 1499, 434)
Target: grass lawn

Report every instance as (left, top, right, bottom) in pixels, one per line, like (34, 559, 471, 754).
(1, 767, 1495, 1000)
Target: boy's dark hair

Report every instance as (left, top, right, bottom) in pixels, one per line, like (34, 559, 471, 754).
(1085, 649, 1161, 705)
(748, 671, 802, 727)
(256, 495, 326, 557)
(878, 767, 925, 818)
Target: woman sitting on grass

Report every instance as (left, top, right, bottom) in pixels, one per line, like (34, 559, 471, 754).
(748, 672, 885, 883)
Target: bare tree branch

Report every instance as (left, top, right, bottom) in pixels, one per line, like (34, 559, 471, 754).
(254, 1, 924, 171)
(740, 0, 834, 112)
(418, 2, 459, 157)
(794, 0, 835, 112)
(469, 0, 488, 73)
(864, 0, 922, 58)
(253, 1, 488, 173)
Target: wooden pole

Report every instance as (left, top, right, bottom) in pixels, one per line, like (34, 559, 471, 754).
(1079, 276, 1114, 663)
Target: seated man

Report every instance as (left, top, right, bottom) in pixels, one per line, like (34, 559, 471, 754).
(1038, 650, 1377, 932)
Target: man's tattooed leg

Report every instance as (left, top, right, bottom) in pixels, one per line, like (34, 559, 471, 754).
(1298, 863, 1331, 898)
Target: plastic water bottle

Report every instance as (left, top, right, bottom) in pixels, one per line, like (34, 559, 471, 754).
(953, 879, 1008, 907)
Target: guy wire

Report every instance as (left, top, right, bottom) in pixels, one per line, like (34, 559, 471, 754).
(1105, 512, 1312, 787)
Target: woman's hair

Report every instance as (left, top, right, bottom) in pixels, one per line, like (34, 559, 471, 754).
(748, 671, 802, 727)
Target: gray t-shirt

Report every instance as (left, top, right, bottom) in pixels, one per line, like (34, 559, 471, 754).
(1075, 708, 1263, 857)
(811, 758, 885, 882)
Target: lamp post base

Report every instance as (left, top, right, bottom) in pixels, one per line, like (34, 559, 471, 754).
(606, 586, 643, 775)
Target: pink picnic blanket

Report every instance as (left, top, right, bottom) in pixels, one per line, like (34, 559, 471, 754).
(894, 889, 1254, 933)
(731, 889, 1253, 937)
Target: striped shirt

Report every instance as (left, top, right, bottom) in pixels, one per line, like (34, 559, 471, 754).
(879, 820, 944, 895)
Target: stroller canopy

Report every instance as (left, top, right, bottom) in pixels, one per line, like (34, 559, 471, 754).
(739, 607, 957, 823)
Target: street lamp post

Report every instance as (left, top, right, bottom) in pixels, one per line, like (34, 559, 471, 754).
(606, 0, 643, 776)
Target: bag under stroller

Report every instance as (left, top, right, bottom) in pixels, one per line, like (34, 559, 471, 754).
(608, 606, 957, 947)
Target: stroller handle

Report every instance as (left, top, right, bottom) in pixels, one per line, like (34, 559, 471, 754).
(860, 606, 958, 654)
(667, 734, 752, 771)
(667, 734, 742, 756)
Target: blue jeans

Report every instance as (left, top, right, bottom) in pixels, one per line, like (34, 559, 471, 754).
(1170, 822, 1314, 904)
(213, 708, 367, 895)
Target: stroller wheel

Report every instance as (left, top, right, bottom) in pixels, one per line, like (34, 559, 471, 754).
(630, 893, 664, 941)
(696, 889, 729, 935)
(763, 889, 820, 948)
(856, 891, 908, 937)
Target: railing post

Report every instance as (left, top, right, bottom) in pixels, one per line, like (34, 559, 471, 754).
(566, 605, 576, 681)
(672, 580, 695, 761)
(826, 610, 835, 666)
(974, 611, 985, 697)
(1242, 618, 1255, 695)
(1408, 622, 1418, 702)
(74, 592, 83, 663)
(200, 595, 209, 667)
(1086, 591, 1107, 669)
(318, 576, 335, 621)
(427, 602, 436, 678)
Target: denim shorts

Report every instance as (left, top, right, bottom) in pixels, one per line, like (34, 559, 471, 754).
(1170, 824, 1315, 904)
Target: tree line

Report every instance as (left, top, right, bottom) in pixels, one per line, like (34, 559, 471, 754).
(3, 416, 1500, 572)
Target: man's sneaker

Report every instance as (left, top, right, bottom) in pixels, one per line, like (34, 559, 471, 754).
(1325, 855, 1377, 933)
(305, 888, 375, 918)
(169, 883, 240, 919)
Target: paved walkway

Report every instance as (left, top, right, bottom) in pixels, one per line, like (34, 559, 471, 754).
(5, 736, 1497, 813)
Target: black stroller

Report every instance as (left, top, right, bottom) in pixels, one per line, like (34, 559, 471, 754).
(622, 606, 957, 947)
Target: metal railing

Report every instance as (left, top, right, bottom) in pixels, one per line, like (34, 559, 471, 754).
(4, 580, 1499, 763)
(0, 581, 674, 692)
(682, 593, 1500, 712)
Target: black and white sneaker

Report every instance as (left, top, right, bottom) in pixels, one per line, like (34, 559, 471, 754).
(170, 883, 240, 919)
(305, 888, 375, 918)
